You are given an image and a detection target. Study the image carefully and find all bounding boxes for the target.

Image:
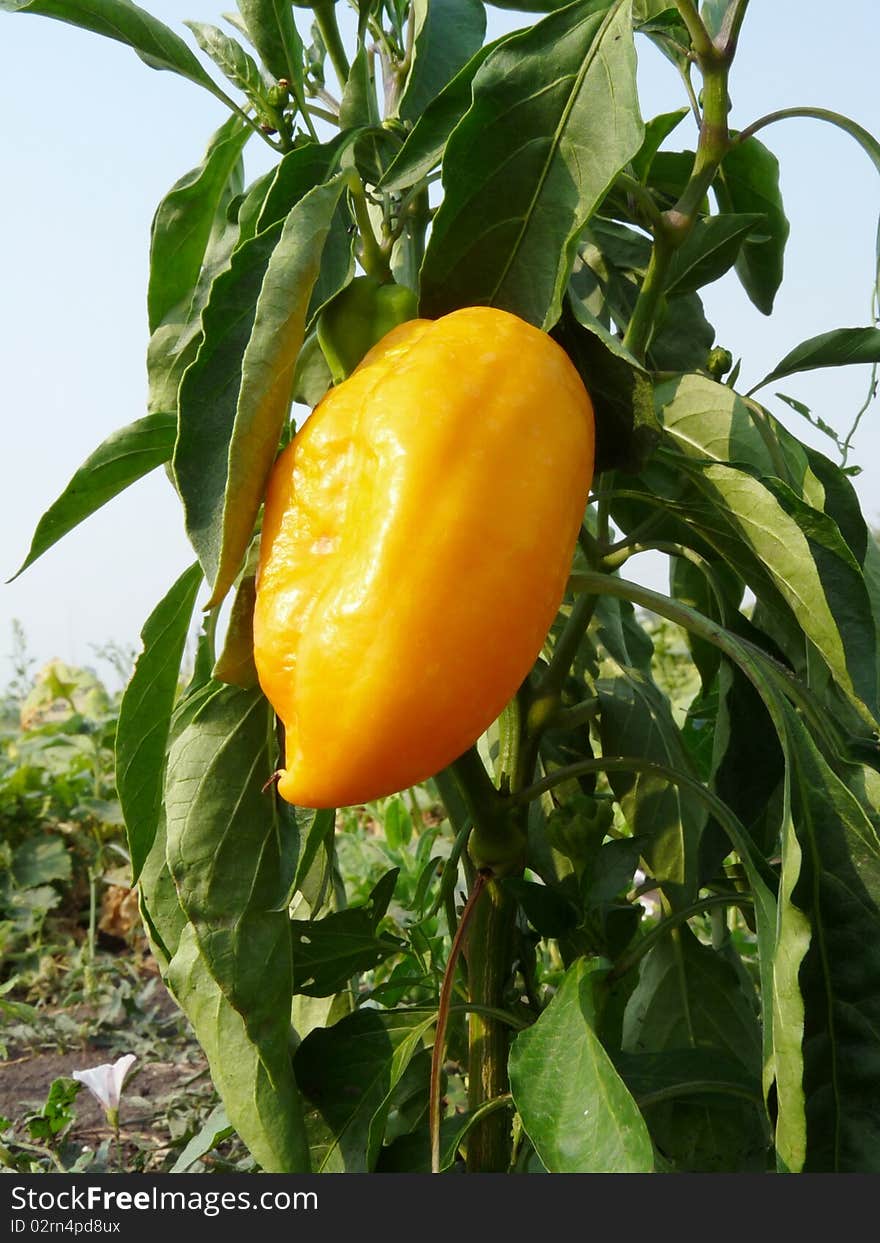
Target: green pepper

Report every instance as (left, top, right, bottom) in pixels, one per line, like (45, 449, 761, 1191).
(317, 275, 419, 384)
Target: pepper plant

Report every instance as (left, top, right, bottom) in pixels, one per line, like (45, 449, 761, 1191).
(6, 0, 880, 1174)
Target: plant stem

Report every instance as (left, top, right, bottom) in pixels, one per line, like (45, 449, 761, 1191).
(440, 745, 526, 1174)
(345, 173, 393, 281)
(539, 592, 598, 699)
(464, 878, 517, 1172)
(312, 0, 350, 87)
(672, 0, 715, 60)
(623, 3, 738, 361)
(621, 232, 674, 360)
(430, 870, 488, 1173)
(735, 105, 880, 149)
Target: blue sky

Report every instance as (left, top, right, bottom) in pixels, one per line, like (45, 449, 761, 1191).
(1, 1, 878, 690)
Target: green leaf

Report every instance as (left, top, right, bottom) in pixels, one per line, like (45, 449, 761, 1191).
(623, 924, 761, 1069)
(398, 0, 487, 123)
(164, 684, 299, 1036)
(291, 908, 404, 996)
(664, 212, 765, 297)
(185, 21, 269, 104)
(483, 0, 568, 9)
(778, 708, 880, 1171)
(115, 563, 203, 882)
(147, 170, 248, 419)
(658, 377, 880, 722)
(715, 135, 790, 314)
(615, 1047, 763, 1107)
(166, 922, 311, 1172)
(678, 458, 878, 723)
(174, 169, 349, 607)
(740, 107, 880, 297)
(596, 667, 706, 903)
(9, 413, 176, 580)
(631, 107, 688, 182)
(339, 42, 380, 129)
(212, 572, 258, 688)
(554, 297, 659, 474)
(622, 924, 768, 1171)
(509, 959, 654, 1172)
(136, 683, 219, 969)
(170, 1102, 233, 1173)
(502, 877, 579, 936)
(235, 0, 304, 83)
(380, 40, 498, 192)
(658, 372, 810, 482)
(292, 328, 333, 407)
(148, 116, 249, 335)
(1, 0, 229, 100)
(748, 327, 880, 396)
(135, 679, 310, 1173)
(11, 837, 71, 889)
(420, 0, 644, 328)
(292, 807, 337, 899)
(576, 221, 715, 370)
(294, 1009, 436, 1171)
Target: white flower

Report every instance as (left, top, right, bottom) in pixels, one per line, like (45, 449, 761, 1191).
(72, 1054, 136, 1123)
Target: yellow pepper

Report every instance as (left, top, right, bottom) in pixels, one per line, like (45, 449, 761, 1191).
(254, 306, 595, 808)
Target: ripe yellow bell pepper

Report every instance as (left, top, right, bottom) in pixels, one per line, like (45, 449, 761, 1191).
(254, 305, 595, 808)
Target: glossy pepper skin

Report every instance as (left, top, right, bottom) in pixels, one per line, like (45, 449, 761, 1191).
(254, 305, 595, 809)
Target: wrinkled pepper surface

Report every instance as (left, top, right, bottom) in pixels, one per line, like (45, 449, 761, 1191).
(254, 305, 595, 808)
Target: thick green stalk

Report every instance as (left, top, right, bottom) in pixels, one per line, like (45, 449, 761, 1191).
(464, 877, 517, 1172)
(443, 745, 527, 1173)
(620, 232, 674, 360)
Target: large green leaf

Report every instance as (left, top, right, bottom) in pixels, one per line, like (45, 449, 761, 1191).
(778, 707, 880, 1172)
(748, 327, 880, 395)
(136, 679, 222, 972)
(147, 116, 249, 335)
(509, 959, 654, 1172)
(1, 0, 230, 101)
(715, 135, 790, 315)
(658, 377, 879, 722)
(164, 684, 299, 1037)
(115, 563, 203, 883)
(9, 413, 176, 579)
(676, 458, 878, 723)
(658, 372, 812, 485)
(398, 0, 487, 123)
(420, 0, 643, 328)
(294, 1009, 436, 1171)
(147, 131, 259, 419)
(166, 922, 311, 1172)
(174, 169, 349, 607)
(622, 924, 767, 1170)
(135, 682, 309, 1173)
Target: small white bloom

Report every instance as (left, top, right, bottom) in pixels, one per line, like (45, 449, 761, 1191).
(72, 1054, 136, 1118)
